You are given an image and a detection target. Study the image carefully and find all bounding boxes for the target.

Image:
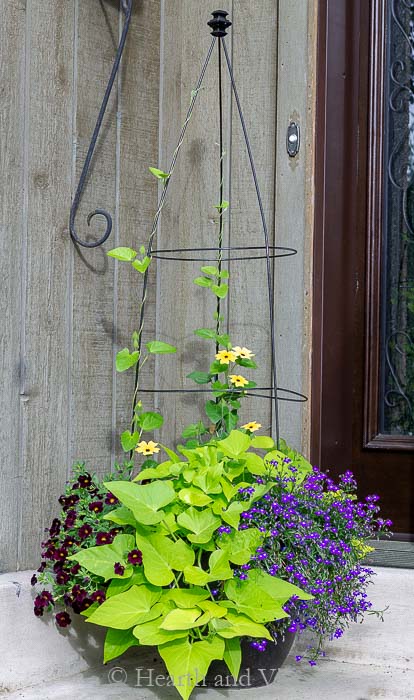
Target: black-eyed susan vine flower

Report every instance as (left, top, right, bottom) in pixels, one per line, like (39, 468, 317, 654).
(135, 440, 160, 456)
(241, 421, 262, 432)
(229, 374, 249, 388)
(232, 346, 255, 360)
(215, 349, 237, 364)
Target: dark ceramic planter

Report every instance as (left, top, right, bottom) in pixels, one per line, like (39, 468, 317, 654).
(202, 633, 295, 689)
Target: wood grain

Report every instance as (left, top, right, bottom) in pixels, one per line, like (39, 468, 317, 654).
(17, 0, 74, 568)
(0, 0, 27, 572)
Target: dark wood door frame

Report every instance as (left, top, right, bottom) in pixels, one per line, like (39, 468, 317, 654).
(311, 0, 414, 536)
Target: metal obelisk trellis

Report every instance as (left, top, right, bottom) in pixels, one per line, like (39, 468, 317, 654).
(69, 8, 307, 449)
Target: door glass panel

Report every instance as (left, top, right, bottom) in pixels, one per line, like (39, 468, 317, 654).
(381, 0, 414, 435)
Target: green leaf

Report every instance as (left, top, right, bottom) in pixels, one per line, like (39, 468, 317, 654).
(205, 400, 227, 424)
(250, 436, 275, 449)
(162, 587, 210, 609)
(67, 534, 135, 581)
(187, 371, 211, 384)
(214, 200, 229, 211)
(220, 502, 245, 530)
(177, 507, 221, 544)
(160, 607, 203, 631)
(103, 506, 138, 527)
(218, 528, 263, 565)
(223, 637, 242, 679)
(243, 452, 266, 476)
(216, 333, 231, 347)
(120, 430, 139, 452)
(224, 579, 289, 623)
(104, 628, 140, 663)
(87, 584, 162, 630)
(107, 247, 137, 261)
(208, 549, 233, 580)
(209, 360, 229, 374)
(200, 266, 219, 275)
(116, 348, 139, 372)
(181, 422, 207, 439)
(217, 430, 251, 458)
(106, 570, 147, 598)
(149, 166, 170, 180)
(236, 357, 257, 368)
(178, 487, 213, 507)
(247, 569, 313, 602)
(214, 612, 273, 641)
(146, 340, 177, 354)
(219, 269, 229, 279)
(133, 619, 188, 646)
(105, 480, 176, 526)
(135, 532, 195, 586)
(211, 283, 228, 299)
(131, 256, 151, 273)
(183, 566, 210, 586)
(194, 328, 217, 340)
(138, 411, 164, 431)
(193, 276, 212, 288)
(158, 637, 225, 700)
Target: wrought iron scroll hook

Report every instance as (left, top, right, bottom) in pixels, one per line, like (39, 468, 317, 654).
(69, 0, 133, 248)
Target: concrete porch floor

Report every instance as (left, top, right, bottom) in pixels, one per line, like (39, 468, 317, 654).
(1, 567, 413, 699)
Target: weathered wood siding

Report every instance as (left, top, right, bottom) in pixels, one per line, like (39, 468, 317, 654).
(0, 0, 160, 572)
(0, 0, 314, 572)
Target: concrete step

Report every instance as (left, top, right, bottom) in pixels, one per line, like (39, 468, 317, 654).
(0, 567, 413, 698)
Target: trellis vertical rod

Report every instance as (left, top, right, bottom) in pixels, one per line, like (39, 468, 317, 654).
(129, 37, 217, 445)
(215, 37, 225, 350)
(221, 37, 281, 447)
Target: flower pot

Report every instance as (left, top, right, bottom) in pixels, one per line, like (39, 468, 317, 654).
(202, 633, 295, 689)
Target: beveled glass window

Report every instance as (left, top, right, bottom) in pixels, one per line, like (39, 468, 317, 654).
(380, 0, 414, 435)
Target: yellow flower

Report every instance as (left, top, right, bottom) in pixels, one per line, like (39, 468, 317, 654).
(232, 346, 255, 360)
(215, 349, 237, 365)
(241, 421, 262, 432)
(135, 440, 160, 456)
(229, 374, 249, 388)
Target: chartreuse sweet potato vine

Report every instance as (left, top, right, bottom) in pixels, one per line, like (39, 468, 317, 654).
(67, 431, 312, 699)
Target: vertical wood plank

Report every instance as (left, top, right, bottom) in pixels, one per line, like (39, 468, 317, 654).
(274, 0, 312, 450)
(0, 1, 26, 572)
(228, 0, 278, 433)
(69, 0, 120, 475)
(114, 0, 161, 462)
(156, 0, 232, 447)
(18, 0, 74, 568)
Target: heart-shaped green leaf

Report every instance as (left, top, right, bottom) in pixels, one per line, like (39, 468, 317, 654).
(104, 628, 140, 663)
(217, 430, 251, 458)
(146, 340, 177, 354)
(67, 534, 135, 580)
(107, 247, 137, 261)
(116, 348, 140, 372)
(105, 480, 175, 525)
(87, 584, 161, 629)
(158, 637, 225, 700)
(120, 430, 139, 452)
(135, 532, 195, 586)
(177, 507, 220, 544)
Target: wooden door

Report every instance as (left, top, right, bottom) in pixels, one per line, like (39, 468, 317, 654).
(312, 0, 414, 537)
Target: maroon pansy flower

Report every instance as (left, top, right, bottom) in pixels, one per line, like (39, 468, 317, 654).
(78, 473, 92, 488)
(114, 562, 125, 576)
(78, 524, 93, 540)
(64, 510, 77, 529)
(127, 549, 143, 566)
(53, 548, 68, 562)
(34, 606, 44, 617)
(63, 535, 77, 548)
(49, 518, 61, 537)
(55, 611, 71, 628)
(71, 584, 87, 602)
(96, 531, 114, 546)
(91, 590, 106, 604)
(104, 492, 119, 506)
(70, 563, 81, 576)
(56, 571, 70, 585)
(37, 562, 47, 573)
(89, 501, 104, 514)
(31, 574, 37, 586)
